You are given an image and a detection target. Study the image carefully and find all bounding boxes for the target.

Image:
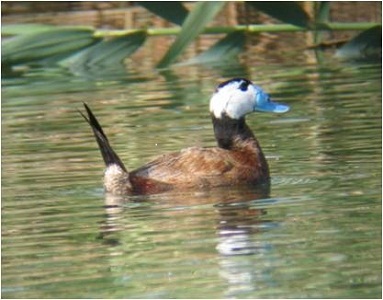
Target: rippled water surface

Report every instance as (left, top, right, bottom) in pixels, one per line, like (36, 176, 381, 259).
(2, 58, 381, 298)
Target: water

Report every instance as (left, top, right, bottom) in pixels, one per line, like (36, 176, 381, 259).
(2, 57, 381, 298)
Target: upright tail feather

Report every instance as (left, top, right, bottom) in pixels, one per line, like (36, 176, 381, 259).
(80, 103, 127, 172)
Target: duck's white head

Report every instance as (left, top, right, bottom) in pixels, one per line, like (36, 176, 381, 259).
(210, 78, 289, 119)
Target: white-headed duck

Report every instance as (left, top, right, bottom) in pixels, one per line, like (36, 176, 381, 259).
(81, 78, 289, 195)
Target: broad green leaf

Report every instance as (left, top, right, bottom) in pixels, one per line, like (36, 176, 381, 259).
(138, 1, 188, 26)
(60, 31, 147, 76)
(248, 2, 311, 28)
(177, 31, 246, 66)
(2, 27, 99, 65)
(156, 1, 225, 69)
(2, 24, 56, 36)
(335, 25, 382, 61)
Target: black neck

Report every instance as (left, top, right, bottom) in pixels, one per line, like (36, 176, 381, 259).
(212, 114, 256, 149)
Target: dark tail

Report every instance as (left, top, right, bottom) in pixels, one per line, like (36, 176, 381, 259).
(80, 103, 127, 172)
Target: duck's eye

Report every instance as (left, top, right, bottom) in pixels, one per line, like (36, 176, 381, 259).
(238, 80, 249, 91)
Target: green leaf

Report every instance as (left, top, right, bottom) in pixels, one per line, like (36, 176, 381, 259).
(156, 1, 225, 69)
(314, 2, 330, 23)
(1, 24, 56, 36)
(248, 2, 311, 28)
(2, 27, 99, 65)
(138, 1, 188, 26)
(335, 25, 382, 61)
(60, 31, 147, 76)
(177, 31, 246, 66)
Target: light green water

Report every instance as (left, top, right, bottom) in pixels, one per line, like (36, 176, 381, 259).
(2, 58, 381, 298)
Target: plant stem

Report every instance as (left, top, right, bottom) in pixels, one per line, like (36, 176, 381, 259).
(94, 22, 380, 37)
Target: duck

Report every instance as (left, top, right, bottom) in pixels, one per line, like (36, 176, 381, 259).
(81, 78, 289, 195)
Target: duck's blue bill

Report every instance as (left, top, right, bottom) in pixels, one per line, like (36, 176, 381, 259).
(253, 86, 290, 113)
(258, 100, 290, 113)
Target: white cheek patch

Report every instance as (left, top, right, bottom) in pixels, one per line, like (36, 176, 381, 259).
(210, 87, 254, 119)
(225, 91, 254, 119)
(209, 92, 227, 118)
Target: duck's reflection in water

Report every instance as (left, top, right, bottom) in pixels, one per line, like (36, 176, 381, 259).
(98, 184, 277, 296)
(212, 187, 278, 297)
(215, 195, 268, 255)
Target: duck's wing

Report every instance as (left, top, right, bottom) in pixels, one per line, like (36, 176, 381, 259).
(130, 147, 236, 186)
